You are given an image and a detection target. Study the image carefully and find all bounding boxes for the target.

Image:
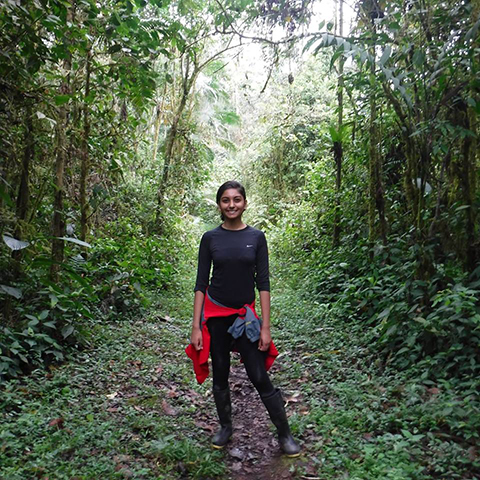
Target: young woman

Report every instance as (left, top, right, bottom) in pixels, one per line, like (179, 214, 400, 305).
(186, 180, 300, 457)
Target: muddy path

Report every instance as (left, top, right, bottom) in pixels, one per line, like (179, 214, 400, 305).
(200, 357, 316, 480)
(102, 316, 321, 479)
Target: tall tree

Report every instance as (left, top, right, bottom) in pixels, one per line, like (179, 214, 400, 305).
(50, 4, 73, 281)
(332, 0, 345, 247)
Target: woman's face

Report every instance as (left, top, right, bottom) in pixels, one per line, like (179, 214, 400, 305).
(218, 188, 247, 221)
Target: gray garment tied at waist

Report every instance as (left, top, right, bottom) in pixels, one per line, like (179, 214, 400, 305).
(205, 292, 262, 342)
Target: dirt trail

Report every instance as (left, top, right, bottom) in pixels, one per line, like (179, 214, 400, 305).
(203, 356, 314, 480)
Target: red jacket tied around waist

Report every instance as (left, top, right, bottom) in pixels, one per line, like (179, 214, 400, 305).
(185, 292, 279, 384)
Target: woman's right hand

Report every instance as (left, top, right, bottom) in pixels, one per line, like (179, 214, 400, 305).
(191, 326, 203, 351)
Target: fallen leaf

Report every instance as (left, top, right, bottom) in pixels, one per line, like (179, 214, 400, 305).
(285, 395, 300, 404)
(229, 447, 245, 460)
(48, 418, 64, 429)
(106, 392, 118, 399)
(114, 465, 133, 478)
(167, 388, 178, 398)
(194, 420, 215, 432)
(162, 399, 178, 416)
(468, 446, 477, 462)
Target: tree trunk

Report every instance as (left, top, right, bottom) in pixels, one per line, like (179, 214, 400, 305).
(79, 45, 91, 256)
(368, 77, 378, 251)
(156, 58, 198, 225)
(152, 103, 162, 162)
(152, 82, 168, 164)
(368, 43, 387, 250)
(12, 103, 34, 274)
(332, 0, 344, 248)
(50, 10, 72, 281)
(450, 102, 478, 268)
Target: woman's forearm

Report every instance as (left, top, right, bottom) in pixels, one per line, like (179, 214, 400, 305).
(259, 290, 271, 329)
(192, 290, 205, 329)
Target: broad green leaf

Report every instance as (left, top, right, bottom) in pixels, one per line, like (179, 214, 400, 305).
(0, 285, 22, 299)
(330, 44, 344, 70)
(61, 325, 74, 339)
(465, 17, 480, 42)
(379, 45, 391, 66)
(28, 318, 39, 327)
(302, 36, 320, 54)
(58, 237, 92, 248)
(54, 95, 71, 106)
(2, 235, 29, 250)
(412, 50, 425, 68)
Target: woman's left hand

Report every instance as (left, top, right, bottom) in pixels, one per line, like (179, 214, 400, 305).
(258, 326, 271, 351)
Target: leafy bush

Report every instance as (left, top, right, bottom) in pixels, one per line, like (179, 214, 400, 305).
(267, 199, 480, 382)
(0, 269, 96, 379)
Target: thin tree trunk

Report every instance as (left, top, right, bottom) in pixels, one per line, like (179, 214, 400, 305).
(152, 104, 162, 162)
(332, 0, 344, 248)
(50, 9, 72, 281)
(11, 103, 34, 277)
(368, 66, 378, 252)
(368, 39, 387, 251)
(461, 105, 477, 268)
(152, 83, 167, 163)
(79, 45, 91, 256)
(156, 59, 198, 224)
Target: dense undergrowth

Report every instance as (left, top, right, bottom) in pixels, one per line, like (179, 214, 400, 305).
(268, 195, 480, 383)
(265, 198, 480, 477)
(0, 182, 201, 380)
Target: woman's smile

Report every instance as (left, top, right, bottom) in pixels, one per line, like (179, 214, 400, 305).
(219, 188, 247, 220)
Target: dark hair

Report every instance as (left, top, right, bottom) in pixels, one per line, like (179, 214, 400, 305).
(216, 180, 247, 204)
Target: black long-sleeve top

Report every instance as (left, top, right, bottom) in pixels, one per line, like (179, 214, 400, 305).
(194, 225, 270, 308)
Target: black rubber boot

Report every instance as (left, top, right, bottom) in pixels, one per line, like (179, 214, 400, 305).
(212, 388, 233, 449)
(261, 388, 301, 457)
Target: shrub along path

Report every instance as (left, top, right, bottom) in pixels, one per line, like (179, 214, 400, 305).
(1, 290, 479, 479)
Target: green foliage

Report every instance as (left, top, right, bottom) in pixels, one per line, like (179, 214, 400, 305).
(0, 272, 96, 379)
(270, 193, 480, 381)
(150, 436, 226, 477)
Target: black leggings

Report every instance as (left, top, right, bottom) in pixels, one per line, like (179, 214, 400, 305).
(207, 315, 275, 398)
